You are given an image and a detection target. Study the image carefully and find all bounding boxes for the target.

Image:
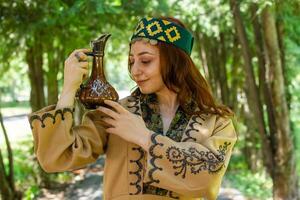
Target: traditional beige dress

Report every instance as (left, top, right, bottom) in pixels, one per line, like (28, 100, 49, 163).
(28, 92, 237, 200)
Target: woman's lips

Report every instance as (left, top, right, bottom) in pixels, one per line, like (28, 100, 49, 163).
(137, 80, 148, 85)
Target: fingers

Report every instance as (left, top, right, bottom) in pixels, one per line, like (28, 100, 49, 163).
(99, 115, 117, 134)
(63, 48, 92, 89)
(101, 117, 115, 127)
(71, 48, 91, 57)
(78, 68, 89, 80)
(97, 106, 119, 119)
(78, 61, 89, 69)
(105, 127, 115, 134)
(74, 51, 88, 62)
(103, 100, 126, 114)
(70, 49, 91, 62)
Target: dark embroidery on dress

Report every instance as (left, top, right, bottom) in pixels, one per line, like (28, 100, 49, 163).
(165, 108, 189, 142)
(142, 184, 169, 196)
(141, 184, 179, 199)
(29, 107, 74, 129)
(145, 133, 163, 185)
(127, 96, 141, 116)
(139, 92, 191, 197)
(140, 93, 163, 134)
(182, 115, 205, 142)
(129, 147, 144, 195)
(127, 94, 144, 195)
(169, 191, 180, 199)
(166, 142, 231, 178)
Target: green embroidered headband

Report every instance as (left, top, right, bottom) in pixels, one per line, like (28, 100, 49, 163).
(131, 17, 194, 55)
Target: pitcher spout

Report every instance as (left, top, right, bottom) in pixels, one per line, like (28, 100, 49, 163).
(91, 34, 111, 56)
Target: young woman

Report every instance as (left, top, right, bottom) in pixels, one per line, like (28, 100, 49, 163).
(29, 17, 237, 200)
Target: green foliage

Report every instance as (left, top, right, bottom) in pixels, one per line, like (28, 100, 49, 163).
(225, 169, 273, 199)
(24, 185, 39, 200)
(0, 55, 29, 102)
(226, 153, 272, 199)
(1, 139, 40, 199)
(281, 0, 300, 179)
(1, 138, 74, 199)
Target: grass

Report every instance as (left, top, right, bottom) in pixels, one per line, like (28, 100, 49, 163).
(0, 100, 30, 108)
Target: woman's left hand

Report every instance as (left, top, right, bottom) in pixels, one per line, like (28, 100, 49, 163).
(97, 100, 151, 150)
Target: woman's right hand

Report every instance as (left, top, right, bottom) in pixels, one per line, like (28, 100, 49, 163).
(63, 49, 91, 92)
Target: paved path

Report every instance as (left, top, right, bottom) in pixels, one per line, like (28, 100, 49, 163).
(0, 114, 32, 146)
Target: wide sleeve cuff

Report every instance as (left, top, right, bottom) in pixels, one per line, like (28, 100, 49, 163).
(28, 104, 74, 129)
(28, 104, 107, 173)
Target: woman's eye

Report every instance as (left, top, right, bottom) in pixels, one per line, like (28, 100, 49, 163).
(141, 60, 151, 64)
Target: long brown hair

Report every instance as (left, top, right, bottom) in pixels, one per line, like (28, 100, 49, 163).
(129, 16, 234, 117)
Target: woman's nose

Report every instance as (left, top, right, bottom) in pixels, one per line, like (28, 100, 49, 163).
(131, 63, 142, 77)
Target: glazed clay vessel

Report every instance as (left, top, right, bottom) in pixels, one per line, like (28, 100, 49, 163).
(76, 34, 119, 109)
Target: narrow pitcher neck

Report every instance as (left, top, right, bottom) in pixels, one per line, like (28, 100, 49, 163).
(91, 56, 106, 80)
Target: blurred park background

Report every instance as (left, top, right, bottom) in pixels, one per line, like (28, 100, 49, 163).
(0, 0, 300, 199)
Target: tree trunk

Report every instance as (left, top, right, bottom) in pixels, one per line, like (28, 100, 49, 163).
(0, 111, 22, 199)
(241, 105, 260, 171)
(229, 35, 242, 111)
(250, 2, 278, 165)
(197, 33, 217, 93)
(0, 148, 13, 200)
(210, 41, 222, 100)
(218, 32, 230, 105)
(195, 32, 210, 80)
(25, 34, 53, 189)
(0, 112, 14, 192)
(230, 0, 273, 173)
(46, 46, 60, 105)
(26, 36, 45, 112)
(261, 5, 299, 199)
(275, 2, 291, 110)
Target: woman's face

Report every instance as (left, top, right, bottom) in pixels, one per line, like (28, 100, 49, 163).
(129, 40, 166, 94)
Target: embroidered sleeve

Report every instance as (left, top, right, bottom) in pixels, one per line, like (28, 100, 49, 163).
(28, 104, 108, 173)
(143, 116, 237, 200)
